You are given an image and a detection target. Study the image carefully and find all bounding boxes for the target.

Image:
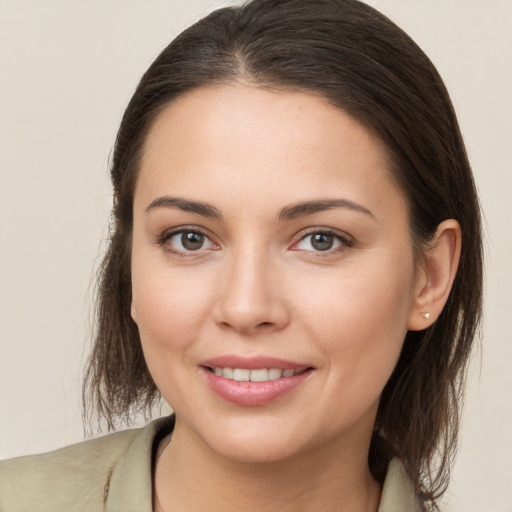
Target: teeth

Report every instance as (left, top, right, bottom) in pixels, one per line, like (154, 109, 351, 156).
(250, 369, 268, 382)
(233, 368, 250, 382)
(212, 367, 305, 382)
(268, 368, 282, 380)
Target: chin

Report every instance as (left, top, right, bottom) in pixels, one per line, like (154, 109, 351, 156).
(208, 430, 306, 464)
(181, 410, 311, 464)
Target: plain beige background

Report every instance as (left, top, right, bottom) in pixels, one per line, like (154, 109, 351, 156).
(1, 1, 511, 510)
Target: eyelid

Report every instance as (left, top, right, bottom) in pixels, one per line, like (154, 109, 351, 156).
(155, 225, 353, 256)
(157, 225, 219, 255)
(290, 227, 354, 253)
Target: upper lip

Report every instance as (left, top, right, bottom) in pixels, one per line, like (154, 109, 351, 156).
(200, 355, 313, 370)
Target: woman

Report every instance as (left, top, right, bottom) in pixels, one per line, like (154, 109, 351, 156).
(0, 0, 483, 511)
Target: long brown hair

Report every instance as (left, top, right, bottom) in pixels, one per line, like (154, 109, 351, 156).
(83, 1, 483, 509)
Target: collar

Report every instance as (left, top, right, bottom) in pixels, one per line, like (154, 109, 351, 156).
(378, 458, 422, 511)
(104, 415, 174, 512)
(104, 415, 421, 511)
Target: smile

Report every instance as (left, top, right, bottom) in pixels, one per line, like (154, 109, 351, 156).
(210, 367, 307, 382)
(202, 361, 314, 406)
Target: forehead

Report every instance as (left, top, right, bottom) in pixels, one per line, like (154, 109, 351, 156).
(142, 84, 391, 167)
(135, 84, 406, 219)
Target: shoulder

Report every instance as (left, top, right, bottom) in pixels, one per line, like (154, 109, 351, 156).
(0, 416, 174, 512)
(0, 427, 139, 512)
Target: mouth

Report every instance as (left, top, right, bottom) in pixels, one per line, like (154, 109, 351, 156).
(204, 366, 310, 382)
(199, 357, 315, 406)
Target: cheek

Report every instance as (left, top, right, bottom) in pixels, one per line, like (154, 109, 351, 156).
(131, 265, 215, 409)
(300, 255, 413, 325)
(130, 243, 216, 369)
(134, 272, 211, 346)
(296, 254, 415, 391)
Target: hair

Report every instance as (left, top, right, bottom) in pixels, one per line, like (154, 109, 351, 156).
(82, 0, 483, 509)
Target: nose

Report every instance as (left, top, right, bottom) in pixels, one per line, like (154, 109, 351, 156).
(214, 250, 290, 336)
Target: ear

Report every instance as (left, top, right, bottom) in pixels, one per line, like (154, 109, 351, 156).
(408, 219, 461, 331)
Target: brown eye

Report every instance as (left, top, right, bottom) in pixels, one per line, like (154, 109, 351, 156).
(166, 230, 215, 253)
(293, 230, 349, 253)
(311, 233, 334, 251)
(181, 232, 205, 251)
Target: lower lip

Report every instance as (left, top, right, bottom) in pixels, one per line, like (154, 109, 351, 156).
(202, 368, 313, 406)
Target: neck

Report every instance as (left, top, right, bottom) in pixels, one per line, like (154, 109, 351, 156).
(153, 418, 381, 512)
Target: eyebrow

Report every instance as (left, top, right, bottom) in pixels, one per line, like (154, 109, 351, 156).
(278, 199, 376, 221)
(144, 196, 375, 222)
(145, 196, 222, 218)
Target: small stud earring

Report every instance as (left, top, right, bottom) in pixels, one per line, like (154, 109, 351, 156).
(423, 312, 431, 320)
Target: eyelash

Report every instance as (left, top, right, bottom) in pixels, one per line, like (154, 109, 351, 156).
(291, 228, 354, 255)
(157, 227, 218, 257)
(156, 227, 353, 257)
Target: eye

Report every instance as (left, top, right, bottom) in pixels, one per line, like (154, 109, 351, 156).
(293, 230, 351, 253)
(164, 229, 216, 253)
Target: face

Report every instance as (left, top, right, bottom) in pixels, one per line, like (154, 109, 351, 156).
(131, 84, 420, 464)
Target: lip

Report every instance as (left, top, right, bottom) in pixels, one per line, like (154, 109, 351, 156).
(199, 355, 314, 406)
(200, 355, 310, 370)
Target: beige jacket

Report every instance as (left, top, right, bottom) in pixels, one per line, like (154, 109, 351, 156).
(0, 416, 421, 511)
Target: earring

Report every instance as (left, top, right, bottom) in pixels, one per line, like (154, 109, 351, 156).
(423, 312, 431, 320)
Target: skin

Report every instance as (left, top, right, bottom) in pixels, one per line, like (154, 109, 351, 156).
(130, 84, 461, 512)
